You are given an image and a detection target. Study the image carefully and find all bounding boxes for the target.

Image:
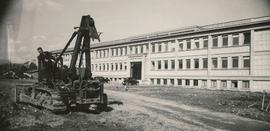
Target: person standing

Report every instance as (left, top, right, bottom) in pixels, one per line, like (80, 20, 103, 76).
(37, 47, 55, 88)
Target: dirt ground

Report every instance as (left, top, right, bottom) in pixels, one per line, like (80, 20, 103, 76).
(1, 80, 270, 131)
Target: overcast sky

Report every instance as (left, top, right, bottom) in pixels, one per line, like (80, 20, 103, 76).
(4, 0, 270, 62)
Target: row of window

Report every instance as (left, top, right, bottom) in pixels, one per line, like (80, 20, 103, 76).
(150, 78, 250, 89)
(92, 62, 127, 71)
(151, 55, 250, 70)
(91, 32, 251, 59)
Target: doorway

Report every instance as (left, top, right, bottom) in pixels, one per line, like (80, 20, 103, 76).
(130, 62, 142, 80)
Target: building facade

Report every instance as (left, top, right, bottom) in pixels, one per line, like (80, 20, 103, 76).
(52, 16, 270, 92)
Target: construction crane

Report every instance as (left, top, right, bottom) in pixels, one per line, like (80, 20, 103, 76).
(15, 15, 107, 113)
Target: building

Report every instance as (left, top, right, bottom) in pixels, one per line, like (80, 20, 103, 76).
(52, 16, 270, 92)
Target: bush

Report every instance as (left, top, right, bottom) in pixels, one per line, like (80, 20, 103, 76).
(94, 76, 110, 84)
(123, 78, 139, 85)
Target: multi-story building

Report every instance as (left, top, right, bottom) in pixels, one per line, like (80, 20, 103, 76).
(52, 16, 270, 92)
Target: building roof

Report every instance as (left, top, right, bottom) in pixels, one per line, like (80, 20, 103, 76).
(51, 15, 270, 54)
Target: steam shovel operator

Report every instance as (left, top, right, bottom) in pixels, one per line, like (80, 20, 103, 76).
(37, 47, 55, 88)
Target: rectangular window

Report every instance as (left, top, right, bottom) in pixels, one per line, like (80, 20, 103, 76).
(151, 79, 154, 84)
(186, 59, 191, 69)
(203, 58, 208, 69)
(211, 80, 217, 88)
(231, 80, 238, 88)
(158, 44, 162, 52)
(178, 79, 182, 85)
(233, 34, 239, 46)
(203, 37, 208, 48)
(111, 64, 114, 71)
(151, 43, 155, 53)
(187, 40, 191, 50)
(164, 79, 167, 85)
(202, 80, 207, 87)
(107, 63, 109, 70)
(222, 57, 228, 69)
(221, 80, 227, 88)
(194, 59, 199, 69)
(244, 32, 251, 45)
(194, 39, 199, 49)
(212, 57, 217, 69)
(151, 61, 155, 70)
(179, 43, 183, 51)
(171, 60, 175, 69)
(194, 80, 198, 86)
(164, 60, 168, 69)
(242, 80, 250, 89)
(243, 56, 250, 68)
(135, 46, 138, 54)
(186, 80, 190, 86)
(157, 79, 160, 85)
(212, 36, 218, 48)
(158, 61, 162, 69)
(222, 35, 228, 47)
(232, 56, 239, 68)
(120, 48, 123, 56)
(120, 63, 122, 70)
(170, 79, 174, 85)
(116, 48, 118, 56)
(178, 59, 183, 69)
(140, 45, 143, 53)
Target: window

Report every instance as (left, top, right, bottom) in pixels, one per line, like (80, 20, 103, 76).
(203, 58, 208, 69)
(107, 63, 109, 70)
(178, 79, 182, 85)
(212, 57, 217, 69)
(164, 60, 168, 69)
(231, 80, 238, 88)
(124, 65, 127, 70)
(171, 60, 175, 69)
(186, 59, 191, 69)
(187, 40, 191, 50)
(115, 63, 118, 70)
(211, 80, 217, 88)
(222, 57, 228, 69)
(243, 56, 250, 68)
(244, 32, 251, 45)
(170, 79, 174, 85)
(120, 63, 122, 70)
(202, 80, 207, 87)
(179, 43, 183, 51)
(116, 48, 118, 56)
(151, 79, 154, 84)
(233, 34, 239, 46)
(164, 79, 167, 85)
(158, 61, 162, 69)
(232, 57, 239, 68)
(157, 79, 160, 85)
(140, 45, 143, 53)
(194, 80, 198, 86)
(103, 64, 105, 71)
(151, 61, 155, 70)
(221, 80, 227, 88)
(111, 64, 114, 71)
(194, 59, 199, 69)
(178, 59, 183, 69)
(222, 35, 228, 47)
(158, 44, 162, 52)
(120, 48, 123, 56)
(212, 36, 218, 48)
(242, 80, 250, 89)
(151, 43, 155, 53)
(194, 39, 199, 49)
(186, 80, 190, 86)
(203, 37, 208, 48)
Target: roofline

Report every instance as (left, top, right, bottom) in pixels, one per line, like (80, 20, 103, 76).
(51, 15, 270, 54)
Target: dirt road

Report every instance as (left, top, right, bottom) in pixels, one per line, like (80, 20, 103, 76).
(105, 89, 270, 131)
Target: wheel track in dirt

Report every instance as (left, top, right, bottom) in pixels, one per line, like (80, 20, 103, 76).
(106, 89, 270, 131)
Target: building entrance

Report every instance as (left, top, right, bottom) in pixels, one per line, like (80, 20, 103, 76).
(130, 62, 142, 80)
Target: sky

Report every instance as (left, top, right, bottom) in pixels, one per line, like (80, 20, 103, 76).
(3, 0, 270, 63)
